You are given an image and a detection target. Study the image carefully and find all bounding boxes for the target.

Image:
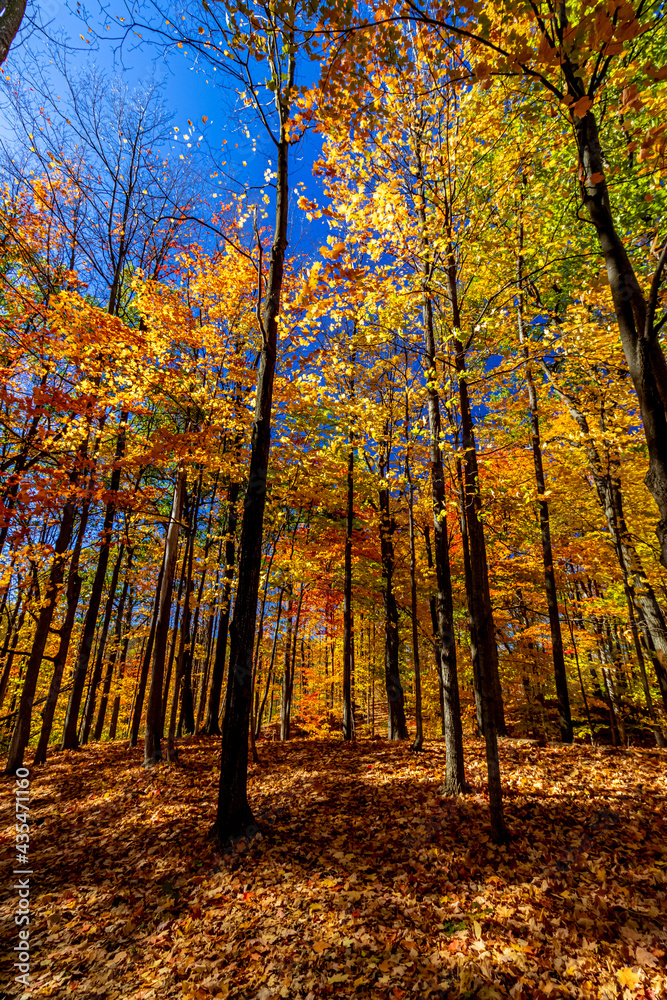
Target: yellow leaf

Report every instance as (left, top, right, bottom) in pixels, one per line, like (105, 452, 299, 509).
(616, 967, 641, 988)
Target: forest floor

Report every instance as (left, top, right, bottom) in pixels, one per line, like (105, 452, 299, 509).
(1, 735, 666, 1000)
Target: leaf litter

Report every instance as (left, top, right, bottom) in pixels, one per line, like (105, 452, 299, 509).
(1, 736, 665, 999)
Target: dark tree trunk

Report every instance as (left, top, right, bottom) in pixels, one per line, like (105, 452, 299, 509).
(414, 143, 466, 784)
(32, 499, 93, 765)
(61, 414, 128, 750)
(378, 431, 408, 741)
(160, 540, 187, 736)
(342, 425, 355, 741)
(214, 44, 295, 843)
(574, 105, 667, 567)
(203, 480, 240, 736)
(255, 587, 284, 739)
(455, 456, 483, 737)
(144, 467, 186, 767)
(80, 542, 125, 744)
(177, 472, 204, 741)
(404, 385, 423, 751)
(517, 237, 572, 743)
(0, 593, 24, 712)
(4, 490, 78, 774)
(95, 558, 133, 740)
(447, 263, 506, 839)
(129, 571, 163, 748)
(167, 490, 197, 761)
(422, 527, 445, 736)
(280, 588, 294, 741)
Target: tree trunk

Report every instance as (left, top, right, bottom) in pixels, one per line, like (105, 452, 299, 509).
(214, 43, 295, 843)
(422, 527, 445, 736)
(203, 480, 240, 735)
(255, 587, 284, 739)
(4, 490, 78, 774)
(342, 424, 355, 741)
(144, 466, 186, 767)
(574, 104, 667, 567)
(414, 143, 466, 781)
(129, 574, 163, 748)
(404, 385, 423, 751)
(517, 234, 572, 743)
(32, 499, 93, 766)
(80, 542, 125, 744)
(446, 258, 506, 839)
(280, 588, 294, 741)
(167, 487, 197, 760)
(61, 414, 128, 750)
(95, 559, 133, 741)
(378, 430, 408, 741)
(455, 456, 483, 737)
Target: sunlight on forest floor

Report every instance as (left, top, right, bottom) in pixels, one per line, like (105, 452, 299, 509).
(1, 737, 666, 999)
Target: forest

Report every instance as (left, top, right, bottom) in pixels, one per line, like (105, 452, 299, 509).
(0, 0, 666, 997)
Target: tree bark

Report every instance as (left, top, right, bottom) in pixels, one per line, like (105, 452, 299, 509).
(517, 232, 572, 743)
(0, 0, 26, 66)
(95, 555, 133, 741)
(32, 498, 93, 766)
(414, 142, 466, 784)
(404, 385, 423, 751)
(214, 40, 295, 843)
(4, 485, 79, 773)
(80, 542, 125, 744)
(203, 480, 240, 735)
(342, 421, 355, 741)
(378, 430, 408, 741)
(61, 413, 128, 750)
(144, 466, 186, 767)
(573, 105, 667, 567)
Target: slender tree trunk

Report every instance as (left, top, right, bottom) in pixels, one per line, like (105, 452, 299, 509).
(0, 593, 23, 712)
(414, 143, 465, 784)
(446, 258, 506, 839)
(404, 385, 423, 751)
(255, 587, 284, 739)
(280, 588, 294, 741)
(422, 527, 446, 736)
(129, 571, 163, 748)
(167, 486, 197, 760)
(378, 430, 408, 741)
(4, 453, 82, 774)
(204, 481, 240, 735)
(80, 543, 125, 744)
(95, 558, 133, 741)
(160, 541, 187, 736)
(214, 45, 295, 843)
(342, 421, 355, 741)
(455, 457, 483, 736)
(144, 467, 186, 767)
(32, 499, 93, 765)
(516, 243, 572, 742)
(625, 588, 665, 746)
(545, 374, 667, 713)
(177, 473, 204, 740)
(61, 413, 128, 750)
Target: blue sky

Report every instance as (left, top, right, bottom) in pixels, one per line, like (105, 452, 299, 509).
(4, 0, 328, 259)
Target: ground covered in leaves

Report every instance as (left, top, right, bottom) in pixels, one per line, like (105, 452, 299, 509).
(1, 736, 666, 1000)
